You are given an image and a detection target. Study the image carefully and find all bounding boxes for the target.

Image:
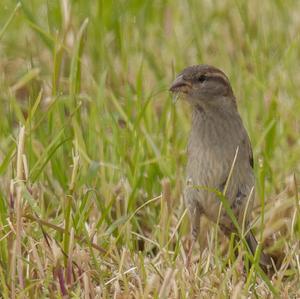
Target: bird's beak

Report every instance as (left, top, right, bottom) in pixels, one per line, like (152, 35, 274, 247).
(169, 75, 192, 93)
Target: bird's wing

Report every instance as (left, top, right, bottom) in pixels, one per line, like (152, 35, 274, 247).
(232, 132, 255, 224)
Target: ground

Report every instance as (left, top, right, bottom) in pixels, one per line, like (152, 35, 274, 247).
(0, 0, 299, 298)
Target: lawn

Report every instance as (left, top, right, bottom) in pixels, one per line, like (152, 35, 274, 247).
(0, 0, 299, 298)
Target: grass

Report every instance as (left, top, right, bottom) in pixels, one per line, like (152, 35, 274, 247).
(0, 0, 300, 297)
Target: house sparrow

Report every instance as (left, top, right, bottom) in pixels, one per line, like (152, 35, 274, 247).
(169, 64, 272, 270)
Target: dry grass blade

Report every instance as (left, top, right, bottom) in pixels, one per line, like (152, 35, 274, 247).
(0, 0, 299, 297)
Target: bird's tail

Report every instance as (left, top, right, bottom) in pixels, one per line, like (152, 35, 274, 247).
(245, 230, 273, 272)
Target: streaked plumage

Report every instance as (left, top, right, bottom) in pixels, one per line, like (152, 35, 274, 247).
(170, 64, 272, 270)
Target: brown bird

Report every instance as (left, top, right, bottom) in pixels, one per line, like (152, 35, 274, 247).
(169, 64, 272, 271)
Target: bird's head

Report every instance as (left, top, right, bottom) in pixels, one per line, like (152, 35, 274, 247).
(170, 65, 235, 108)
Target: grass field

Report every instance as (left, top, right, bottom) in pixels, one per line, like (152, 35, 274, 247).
(0, 0, 300, 297)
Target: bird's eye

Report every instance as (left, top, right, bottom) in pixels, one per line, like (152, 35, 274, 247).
(198, 75, 206, 82)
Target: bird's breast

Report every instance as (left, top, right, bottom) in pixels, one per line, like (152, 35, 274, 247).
(187, 115, 240, 184)
(186, 112, 246, 219)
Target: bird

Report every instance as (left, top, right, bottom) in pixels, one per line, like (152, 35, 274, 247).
(169, 64, 272, 271)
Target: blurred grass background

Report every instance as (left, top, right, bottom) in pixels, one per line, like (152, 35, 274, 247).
(0, 0, 299, 297)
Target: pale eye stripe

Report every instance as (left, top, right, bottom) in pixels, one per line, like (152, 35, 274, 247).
(206, 72, 229, 84)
